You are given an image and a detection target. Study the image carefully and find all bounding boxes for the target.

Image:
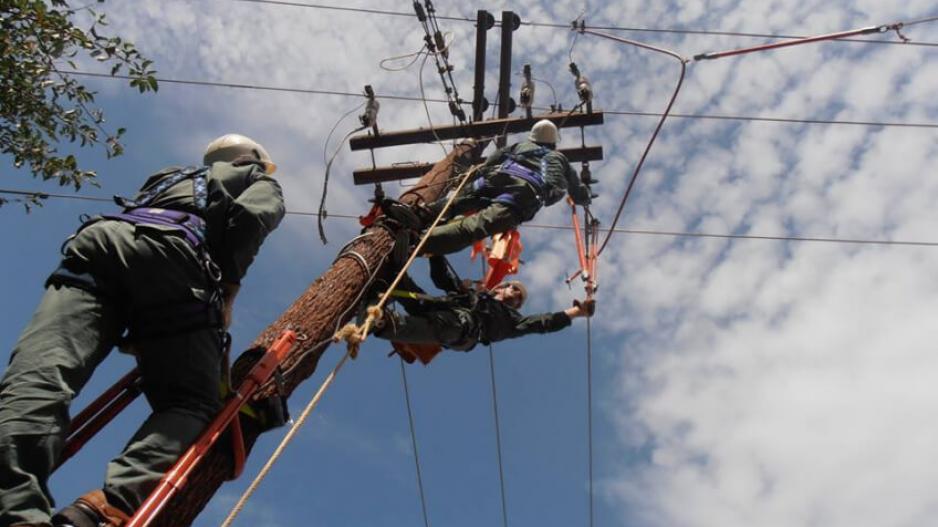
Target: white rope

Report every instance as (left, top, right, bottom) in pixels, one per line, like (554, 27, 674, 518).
(219, 350, 352, 527)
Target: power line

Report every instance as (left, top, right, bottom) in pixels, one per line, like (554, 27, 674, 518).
(5, 189, 938, 248)
(400, 359, 432, 527)
(232, 0, 472, 23)
(69, 71, 938, 130)
(479, 256, 509, 527)
(607, 109, 938, 130)
(583, 28, 688, 257)
(585, 316, 594, 527)
(488, 345, 510, 527)
(69, 71, 450, 104)
(527, 21, 938, 48)
(231, 0, 938, 48)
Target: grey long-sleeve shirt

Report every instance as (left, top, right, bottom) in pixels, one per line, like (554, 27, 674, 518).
(134, 160, 285, 283)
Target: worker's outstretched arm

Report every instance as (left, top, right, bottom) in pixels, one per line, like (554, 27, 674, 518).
(508, 299, 595, 338)
(565, 298, 595, 318)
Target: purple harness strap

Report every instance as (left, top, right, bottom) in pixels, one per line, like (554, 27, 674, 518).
(492, 160, 546, 208)
(499, 159, 545, 190)
(104, 207, 206, 247)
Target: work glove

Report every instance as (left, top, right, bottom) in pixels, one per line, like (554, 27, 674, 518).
(572, 298, 596, 318)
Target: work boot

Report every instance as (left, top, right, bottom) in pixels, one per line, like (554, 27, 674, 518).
(52, 490, 130, 527)
(51, 501, 99, 527)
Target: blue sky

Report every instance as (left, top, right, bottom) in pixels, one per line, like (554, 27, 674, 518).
(2, 1, 938, 526)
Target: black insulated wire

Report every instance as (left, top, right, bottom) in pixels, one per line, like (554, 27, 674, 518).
(66, 71, 938, 130)
(574, 28, 689, 257)
(8, 189, 938, 247)
(400, 359, 432, 527)
(231, 1, 938, 48)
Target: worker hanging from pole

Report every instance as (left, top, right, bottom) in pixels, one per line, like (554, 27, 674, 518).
(0, 134, 286, 527)
(372, 256, 595, 365)
(385, 119, 595, 257)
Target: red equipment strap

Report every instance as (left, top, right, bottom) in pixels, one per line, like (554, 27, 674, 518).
(392, 341, 444, 365)
(127, 330, 298, 527)
(358, 202, 382, 228)
(471, 230, 524, 291)
(483, 230, 523, 290)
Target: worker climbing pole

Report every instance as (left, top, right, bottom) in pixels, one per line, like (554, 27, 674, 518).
(7, 140, 479, 527)
(138, 143, 482, 527)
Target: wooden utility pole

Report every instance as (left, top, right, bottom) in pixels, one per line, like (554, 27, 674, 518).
(151, 143, 480, 526)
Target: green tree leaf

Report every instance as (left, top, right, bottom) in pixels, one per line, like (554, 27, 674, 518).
(0, 0, 159, 208)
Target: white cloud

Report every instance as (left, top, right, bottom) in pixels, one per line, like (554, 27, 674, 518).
(89, 2, 938, 525)
(583, 3, 938, 526)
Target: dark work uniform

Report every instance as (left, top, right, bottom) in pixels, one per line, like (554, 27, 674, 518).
(421, 141, 592, 256)
(375, 257, 572, 351)
(0, 161, 284, 525)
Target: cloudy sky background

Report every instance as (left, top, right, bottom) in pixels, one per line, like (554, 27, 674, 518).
(2, 1, 938, 526)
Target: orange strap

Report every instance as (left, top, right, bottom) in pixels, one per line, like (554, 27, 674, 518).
(475, 230, 523, 290)
(392, 341, 444, 365)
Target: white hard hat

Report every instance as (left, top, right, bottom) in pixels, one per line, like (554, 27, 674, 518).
(528, 119, 559, 145)
(203, 134, 277, 174)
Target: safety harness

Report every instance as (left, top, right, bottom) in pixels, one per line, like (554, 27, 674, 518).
(475, 146, 551, 218)
(51, 165, 292, 527)
(111, 166, 225, 341)
(104, 165, 289, 428)
(48, 166, 226, 343)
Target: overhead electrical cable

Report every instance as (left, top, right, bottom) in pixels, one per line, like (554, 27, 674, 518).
(67, 71, 938, 130)
(585, 315, 594, 527)
(489, 346, 510, 527)
(230, 0, 938, 48)
(376, 34, 455, 154)
(5, 189, 938, 248)
(574, 27, 689, 256)
(414, 0, 468, 124)
(318, 101, 367, 244)
(579, 13, 938, 256)
(400, 360, 432, 527)
(482, 253, 510, 527)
